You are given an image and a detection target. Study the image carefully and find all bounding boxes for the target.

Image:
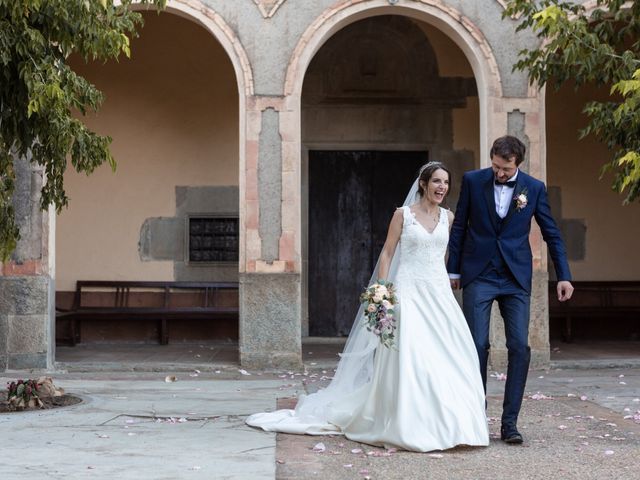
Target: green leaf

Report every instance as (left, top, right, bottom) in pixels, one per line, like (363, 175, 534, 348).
(533, 6, 565, 27)
(505, 0, 640, 203)
(0, 0, 166, 258)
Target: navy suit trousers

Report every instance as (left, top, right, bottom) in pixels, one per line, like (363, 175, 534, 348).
(462, 257, 531, 427)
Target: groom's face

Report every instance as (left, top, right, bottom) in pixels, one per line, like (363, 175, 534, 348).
(491, 154, 518, 183)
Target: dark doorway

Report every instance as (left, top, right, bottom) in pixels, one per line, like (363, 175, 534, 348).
(308, 150, 428, 336)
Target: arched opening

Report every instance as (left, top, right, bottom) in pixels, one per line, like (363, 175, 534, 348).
(298, 13, 479, 337)
(54, 10, 243, 363)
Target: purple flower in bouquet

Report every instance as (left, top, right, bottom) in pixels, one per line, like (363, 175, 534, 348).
(360, 279, 398, 349)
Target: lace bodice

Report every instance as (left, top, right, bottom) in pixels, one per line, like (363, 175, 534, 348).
(396, 205, 450, 283)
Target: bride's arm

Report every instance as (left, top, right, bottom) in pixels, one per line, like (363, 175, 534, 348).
(377, 208, 404, 281)
(447, 210, 455, 231)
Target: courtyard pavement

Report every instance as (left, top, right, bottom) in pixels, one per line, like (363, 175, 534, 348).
(0, 342, 639, 479)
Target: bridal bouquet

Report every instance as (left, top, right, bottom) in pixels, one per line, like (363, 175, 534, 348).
(360, 279, 398, 349)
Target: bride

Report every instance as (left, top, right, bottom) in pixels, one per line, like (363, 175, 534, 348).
(247, 162, 489, 452)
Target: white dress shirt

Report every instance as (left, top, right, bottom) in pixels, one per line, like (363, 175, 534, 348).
(494, 170, 519, 218)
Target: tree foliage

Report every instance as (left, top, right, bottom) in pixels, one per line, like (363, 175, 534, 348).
(0, 0, 165, 260)
(504, 0, 640, 204)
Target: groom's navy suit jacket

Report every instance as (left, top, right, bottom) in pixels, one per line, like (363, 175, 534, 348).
(447, 168, 571, 293)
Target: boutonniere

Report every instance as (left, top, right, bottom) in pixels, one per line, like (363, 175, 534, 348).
(515, 188, 528, 212)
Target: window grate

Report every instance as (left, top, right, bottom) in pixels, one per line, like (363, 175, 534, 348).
(188, 217, 239, 263)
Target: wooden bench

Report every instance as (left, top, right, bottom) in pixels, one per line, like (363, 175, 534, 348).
(57, 281, 239, 345)
(548, 281, 640, 342)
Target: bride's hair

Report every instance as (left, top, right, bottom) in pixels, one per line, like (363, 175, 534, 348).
(417, 161, 452, 198)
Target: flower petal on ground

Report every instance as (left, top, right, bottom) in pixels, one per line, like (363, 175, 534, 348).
(313, 442, 326, 452)
(530, 392, 553, 400)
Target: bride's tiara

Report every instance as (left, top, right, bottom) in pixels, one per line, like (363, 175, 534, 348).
(419, 161, 444, 175)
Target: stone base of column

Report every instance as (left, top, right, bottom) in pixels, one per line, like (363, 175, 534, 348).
(239, 272, 302, 370)
(489, 347, 550, 372)
(0, 275, 54, 371)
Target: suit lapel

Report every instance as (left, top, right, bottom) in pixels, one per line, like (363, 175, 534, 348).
(482, 171, 499, 231)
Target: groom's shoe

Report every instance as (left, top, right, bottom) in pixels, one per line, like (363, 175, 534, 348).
(500, 425, 523, 444)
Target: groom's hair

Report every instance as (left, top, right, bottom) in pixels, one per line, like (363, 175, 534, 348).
(490, 136, 526, 165)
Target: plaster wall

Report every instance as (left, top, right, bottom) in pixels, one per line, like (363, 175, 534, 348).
(56, 12, 239, 291)
(546, 82, 640, 280)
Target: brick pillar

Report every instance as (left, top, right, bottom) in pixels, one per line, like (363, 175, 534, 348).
(239, 96, 302, 369)
(0, 156, 55, 371)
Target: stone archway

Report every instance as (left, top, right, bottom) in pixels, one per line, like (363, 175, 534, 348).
(0, 1, 254, 371)
(300, 14, 478, 336)
(284, 1, 504, 159)
(270, 0, 550, 369)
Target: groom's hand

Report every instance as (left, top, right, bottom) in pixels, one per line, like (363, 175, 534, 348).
(450, 279, 460, 290)
(557, 281, 574, 302)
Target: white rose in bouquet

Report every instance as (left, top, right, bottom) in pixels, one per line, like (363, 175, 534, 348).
(375, 285, 389, 297)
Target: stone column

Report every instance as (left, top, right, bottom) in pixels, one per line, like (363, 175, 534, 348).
(239, 96, 302, 369)
(0, 156, 55, 372)
(488, 94, 550, 370)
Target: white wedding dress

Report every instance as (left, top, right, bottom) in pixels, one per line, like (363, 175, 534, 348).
(247, 205, 489, 452)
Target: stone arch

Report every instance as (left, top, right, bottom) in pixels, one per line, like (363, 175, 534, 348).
(273, 1, 552, 370)
(284, 0, 503, 163)
(50, 1, 253, 354)
(283, 0, 505, 333)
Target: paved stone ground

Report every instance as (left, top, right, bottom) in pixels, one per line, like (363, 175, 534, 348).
(273, 366, 640, 480)
(275, 394, 640, 480)
(0, 373, 279, 479)
(1, 347, 638, 479)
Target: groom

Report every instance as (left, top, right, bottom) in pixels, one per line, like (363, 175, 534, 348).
(447, 135, 574, 444)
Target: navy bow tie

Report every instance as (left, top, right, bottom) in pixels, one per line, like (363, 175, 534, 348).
(495, 179, 516, 188)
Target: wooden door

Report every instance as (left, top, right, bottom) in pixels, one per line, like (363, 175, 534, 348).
(308, 151, 427, 336)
